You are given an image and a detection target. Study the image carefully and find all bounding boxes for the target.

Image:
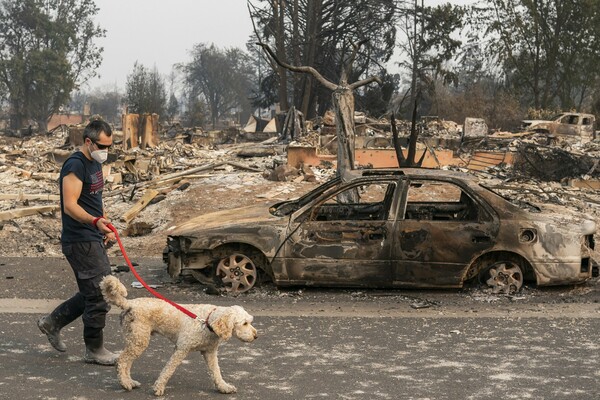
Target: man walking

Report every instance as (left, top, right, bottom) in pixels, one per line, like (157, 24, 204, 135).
(38, 119, 119, 365)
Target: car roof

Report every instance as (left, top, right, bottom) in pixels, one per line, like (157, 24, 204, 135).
(344, 168, 478, 182)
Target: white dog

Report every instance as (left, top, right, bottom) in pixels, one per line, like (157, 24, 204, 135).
(100, 275, 257, 396)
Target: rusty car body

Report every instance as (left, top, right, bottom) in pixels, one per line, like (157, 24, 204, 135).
(522, 112, 596, 142)
(164, 168, 597, 294)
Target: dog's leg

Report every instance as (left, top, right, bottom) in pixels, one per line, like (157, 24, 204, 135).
(118, 327, 151, 391)
(203, 349, 237, 394)
(153, 348, 188, 396)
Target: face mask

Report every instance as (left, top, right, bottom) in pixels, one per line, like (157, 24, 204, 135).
(91, 149, 108, 163)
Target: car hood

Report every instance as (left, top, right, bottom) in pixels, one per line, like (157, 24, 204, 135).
(166, 203, 283, 237)
(522, 119, 549, 124)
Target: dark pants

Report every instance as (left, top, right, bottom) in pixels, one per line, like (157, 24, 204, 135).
(50, 241, 111, 342)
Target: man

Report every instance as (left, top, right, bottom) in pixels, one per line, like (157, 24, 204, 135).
(37, 119, 119, 365)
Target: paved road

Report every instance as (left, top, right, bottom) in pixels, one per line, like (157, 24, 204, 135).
(1, 257, 599, 399)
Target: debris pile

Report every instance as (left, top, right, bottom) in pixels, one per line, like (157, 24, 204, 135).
(512, 142, 600, 181)
(0, 128, 324, 257)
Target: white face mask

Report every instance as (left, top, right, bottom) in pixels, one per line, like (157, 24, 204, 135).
(91, 149, 108, 163)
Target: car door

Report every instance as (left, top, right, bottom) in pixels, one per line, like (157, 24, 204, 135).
(556, 114, 579, 136)
(282, 179, 399, 287)
(392, 178, 497, 287)
(580, 116, 594, 140)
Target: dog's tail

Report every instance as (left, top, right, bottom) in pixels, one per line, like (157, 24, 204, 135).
(100, 275, 130, 310)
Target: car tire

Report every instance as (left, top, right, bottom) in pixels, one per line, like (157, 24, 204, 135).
(479, 261, 524, 294)
(214, 252, 259, 294)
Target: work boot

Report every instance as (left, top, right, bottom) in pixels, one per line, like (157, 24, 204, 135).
(84, 335, 119, 366)
(37, 293, 86, 352)
(37, 315, 67, 352)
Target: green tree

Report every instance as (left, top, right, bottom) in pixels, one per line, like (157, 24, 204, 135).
(166, 93, 179, 123)
(356, 71, 399, 118)
(182, 87, 206, 127)
(87, 87, 122, 125)
(182, 43, 253, 129)
(125, 62, 167, 116)
(395, 1, 464, 118)
(0, 0, 104, 132)
(165, 70, 180, 123)
(464, 0, 600, 110)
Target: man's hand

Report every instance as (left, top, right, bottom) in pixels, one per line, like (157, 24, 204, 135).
(103, 231, 117, 248)
(95, 217, 113, 234)
(96, 218, 117, 247)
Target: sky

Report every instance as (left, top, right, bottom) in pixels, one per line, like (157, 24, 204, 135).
(86, 0, 253, 90)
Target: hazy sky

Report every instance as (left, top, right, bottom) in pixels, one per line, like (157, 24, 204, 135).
(87, 0, 253, 90)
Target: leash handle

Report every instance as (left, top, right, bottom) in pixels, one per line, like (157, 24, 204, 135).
(106, 223, 198, 319)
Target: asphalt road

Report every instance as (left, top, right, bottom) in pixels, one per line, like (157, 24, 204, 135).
(1, 257, 600, 400)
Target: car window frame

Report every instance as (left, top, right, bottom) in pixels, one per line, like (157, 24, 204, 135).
(292, 176, 404, 223)
(397, 176, 494, 223)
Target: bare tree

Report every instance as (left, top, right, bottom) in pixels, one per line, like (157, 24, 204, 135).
(258, 41, 380, 194)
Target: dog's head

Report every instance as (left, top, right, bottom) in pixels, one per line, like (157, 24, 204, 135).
(100, 275, 128, 299)
(210, 306, 257, 342)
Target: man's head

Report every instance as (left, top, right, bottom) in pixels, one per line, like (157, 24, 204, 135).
(83, 119, 112, 143)
(82, 120, 113, 163)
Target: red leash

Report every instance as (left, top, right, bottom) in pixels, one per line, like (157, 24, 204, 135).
(107, 224, 198, 319)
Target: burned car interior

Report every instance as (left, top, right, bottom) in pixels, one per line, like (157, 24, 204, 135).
(310, 182, 395, 222)
(307, 178, 481, 222)
(404, 180, 480, 221)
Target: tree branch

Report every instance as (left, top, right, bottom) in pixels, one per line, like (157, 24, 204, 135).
(349, 75, 381, 90)
(247, 2, 279, 73)
(344, 38, 369, 79)
(256, 42, 337, 91)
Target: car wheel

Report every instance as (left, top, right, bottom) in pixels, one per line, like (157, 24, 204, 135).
(480, 261, 524, 294)
(215, 252, 258, 294)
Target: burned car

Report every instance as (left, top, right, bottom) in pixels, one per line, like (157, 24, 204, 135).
(522, 112, 596, 142)
(164, 169, 597, 294)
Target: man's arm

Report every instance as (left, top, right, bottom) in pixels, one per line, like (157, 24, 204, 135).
(62, 172, 115, 239)
(62, 172, 94, 224)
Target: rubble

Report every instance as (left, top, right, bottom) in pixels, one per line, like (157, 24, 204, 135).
(463, 117, 488, 138)
(512, 142, 600, 181)
(0, 128, 319, 257)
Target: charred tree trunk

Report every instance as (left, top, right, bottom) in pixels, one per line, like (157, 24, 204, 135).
(300, 0, 321, 119)
(390, 113, 407, 165)
(9, 99, 24, 130)
(274, 0, 289, 111)
(37, 118, 48, 134)
(407, 97, 419, 165)
(281, 105, 304, 142)
(292, 0, 301, 106)
(332, 87, 356, 175)
(391, 98, 426, 168)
